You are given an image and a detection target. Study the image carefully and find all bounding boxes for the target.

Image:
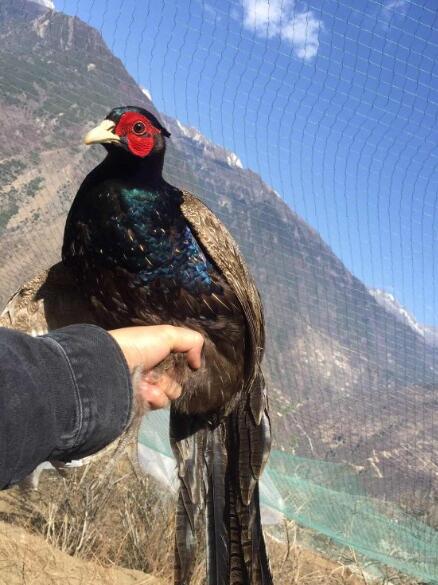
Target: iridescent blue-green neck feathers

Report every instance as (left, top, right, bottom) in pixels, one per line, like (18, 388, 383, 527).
(63, 174, 217, 297)
(117, 186, 215, 295)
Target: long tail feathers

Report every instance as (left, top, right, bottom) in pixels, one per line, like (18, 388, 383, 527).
(170, 375, 273, 585)
(171, 412, 206, 585)
(205, 423, 230, 585)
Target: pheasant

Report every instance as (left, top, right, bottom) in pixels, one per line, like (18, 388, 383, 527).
(1, 106, 273, 585)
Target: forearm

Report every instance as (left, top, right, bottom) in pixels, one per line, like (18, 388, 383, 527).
(0, 325, 133, 489)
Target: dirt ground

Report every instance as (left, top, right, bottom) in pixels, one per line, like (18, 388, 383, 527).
(0, 518, 368, 585)
(0, 517, 370, 585)
(0, 521, 162, 585)
(0, 463, 408, 585)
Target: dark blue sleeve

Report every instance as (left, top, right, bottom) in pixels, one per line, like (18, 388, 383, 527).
(0, 324, 133, 489)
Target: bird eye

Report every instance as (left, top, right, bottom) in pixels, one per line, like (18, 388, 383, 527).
(133, 121, 146, 135)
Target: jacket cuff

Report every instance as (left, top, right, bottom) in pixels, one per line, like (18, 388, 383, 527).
(43, 324, 133, 460)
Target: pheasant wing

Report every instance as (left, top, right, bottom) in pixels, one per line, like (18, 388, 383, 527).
(180, 191, 264, 391)
(0, 263, 96, 334)
(176, 191, 273, 584)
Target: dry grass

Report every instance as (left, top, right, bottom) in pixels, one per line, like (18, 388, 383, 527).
(0, 458, 177, 582)
(266, 523, 418, 585)
(0, 456, 419, 585)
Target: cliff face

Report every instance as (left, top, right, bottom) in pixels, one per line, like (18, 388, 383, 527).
(1, 0, 436, 500)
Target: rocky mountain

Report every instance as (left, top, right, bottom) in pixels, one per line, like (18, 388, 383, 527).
(370, 288, 438, 347)
(1, 0, 437, 504)
(169, 118, 244, 169)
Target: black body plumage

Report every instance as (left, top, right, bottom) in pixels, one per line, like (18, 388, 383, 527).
(62, 106, 273, 584)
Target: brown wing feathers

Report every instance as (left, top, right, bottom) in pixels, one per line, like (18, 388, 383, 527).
(178, 191, 273, 584)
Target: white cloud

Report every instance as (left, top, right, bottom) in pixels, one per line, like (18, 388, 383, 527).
(29, 0, 55, 9)
(239, 0, 322, 60)
(281, 10, 321, 59)
(204, 2, 222, 20)
(384, 0, 408, 12)
(241, 0, 287, 35)
(381, 0, 409, 25)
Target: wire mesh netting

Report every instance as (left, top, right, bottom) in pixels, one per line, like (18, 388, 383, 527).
(140, 409, 438, 582)
(0, 0, 437, 582)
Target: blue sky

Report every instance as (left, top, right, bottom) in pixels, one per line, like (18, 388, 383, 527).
(50, 0, 438, 326)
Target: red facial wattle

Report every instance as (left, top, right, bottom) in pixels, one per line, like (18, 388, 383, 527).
(115, 111, 161, 158)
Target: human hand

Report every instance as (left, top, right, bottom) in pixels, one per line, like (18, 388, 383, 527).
(108, 325, 204, 410)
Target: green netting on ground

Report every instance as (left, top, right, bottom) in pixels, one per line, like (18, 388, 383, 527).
(140, 411, 438, 584)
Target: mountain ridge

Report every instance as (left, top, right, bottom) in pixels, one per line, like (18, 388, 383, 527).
(370, 288, 438, 346)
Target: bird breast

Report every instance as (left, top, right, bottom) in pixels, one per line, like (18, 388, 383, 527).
(66, 185, 219, 298)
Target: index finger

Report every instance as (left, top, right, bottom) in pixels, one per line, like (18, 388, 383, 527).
(165, 327, 204, 369)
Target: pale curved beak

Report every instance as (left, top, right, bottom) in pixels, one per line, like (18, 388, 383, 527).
(84, 119, 121, 145)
